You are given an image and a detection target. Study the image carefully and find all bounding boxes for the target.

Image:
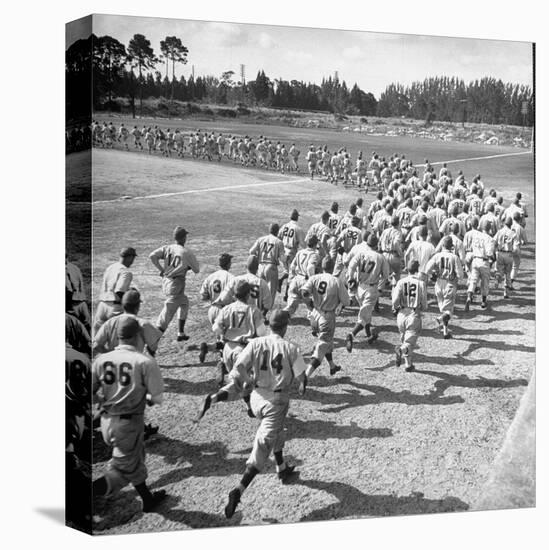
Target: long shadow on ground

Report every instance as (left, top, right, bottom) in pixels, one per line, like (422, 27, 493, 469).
(300, 375, 464, 413)
(413, 369, 529, 399)
(296, 478, 469, 521)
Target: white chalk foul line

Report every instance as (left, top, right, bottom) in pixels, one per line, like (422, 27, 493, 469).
(93, 177, 311, 204)
(93, 150, 532, 205)
(418, 150, 531, 167)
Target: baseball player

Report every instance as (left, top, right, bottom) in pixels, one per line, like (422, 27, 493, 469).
(425, 237, 464, 339)
(284, 235, 320, 317)
(328, 202, 342, 236)
(118, 123, 129, 150)
(391, 260, 427, 372)
(305, 211, 331, 260)
(199, 310, 306, 518)
(346, 234, 390, 350)
(93, 247, 137, 334)
(217, 255, 273, 319)
(306, 145, 317, 179)
(333, 216, 362, 279)
(379, 215, 404, 286)
(130, 125, 143, 150)
(66, 289, 91, 356)
(211, 280, 267, 405)
(92, 317, 166, 513)
(510, 212, 528, 285)
(494, 217, 518, 298)
(66, 255, 91, 330)
(404, 226, 436, 283)
(196, 253, 235, 364)
(278, 210, 306, 300)
(93, 289, 163, 356)
(250, 224, 286, 306)
(149, 226, 200, 341)
(301, 256, 350, 386)
(464, 220, 495, 311)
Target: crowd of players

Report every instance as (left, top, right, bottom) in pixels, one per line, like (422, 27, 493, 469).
(65, 144, 530, 524)
(90, 119, 434, 188)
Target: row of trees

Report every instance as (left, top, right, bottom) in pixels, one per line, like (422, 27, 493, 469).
(377, 76, 534, 126)
(66, 33, 533, 126)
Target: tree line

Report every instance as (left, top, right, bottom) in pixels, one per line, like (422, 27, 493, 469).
(66, 33, 533, 126)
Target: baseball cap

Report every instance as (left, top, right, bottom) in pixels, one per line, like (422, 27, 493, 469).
(117, 316, 140, 339)
(173, 226, 188, 241)
(290, 209, 299, 221)
(269, 309, 290, 331)
(367, 234, 378, 249)
(234, 280, 251, 300)
(408, 259, 420, 273)
(219, 253, 233, 267)
(122, 289, 142, 307)
(443, 236, 453, 250)
(307, 234, 319, 248)
(322, 256, 334, 273)
(120, 247, 137, 258)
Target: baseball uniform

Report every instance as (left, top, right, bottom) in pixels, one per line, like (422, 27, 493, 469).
(94, 261, 133, 334)
(250, 234, 286, 305)
(150, 243, 200, 332)
(92, 344, 164, 497)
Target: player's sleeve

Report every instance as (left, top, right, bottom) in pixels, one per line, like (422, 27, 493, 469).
(291, 347, 307, 378)
(419, 280, 428, 310)
(212, 309, 227, 337)
(199, 277, 210, 301)
(301, 278, 313, 298)
(391, 281, 402, 309)
(253, 307, 267, 336)
(230, 341, 255, 391)
(347, 254, 359, 279)
(186, 249, 200, 274)
(277, 240, 286, 263)
(337, 279, 351, 307)
(142, 322, 163, 354)
(149, 245, 166, 260)
(114, 270, 133, 295)
(92, 322, 109, 354)
(249, 238, 260, 257)
(143, 357, 164, 401)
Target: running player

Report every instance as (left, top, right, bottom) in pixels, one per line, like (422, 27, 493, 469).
(392, 260, 427, 372)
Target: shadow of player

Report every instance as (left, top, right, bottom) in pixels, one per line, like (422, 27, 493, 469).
(296, 478, 469, 521)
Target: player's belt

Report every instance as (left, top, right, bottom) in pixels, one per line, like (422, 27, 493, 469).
(474, 256, 488, 260)
(498, 249, 512, 253)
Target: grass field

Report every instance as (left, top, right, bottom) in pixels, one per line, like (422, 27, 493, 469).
(66, 124, 535, 534)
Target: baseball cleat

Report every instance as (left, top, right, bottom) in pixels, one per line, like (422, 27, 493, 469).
(142, 490, 167, 513)
(198, 342, 208, 363)
(176, 333, 190, 342)
(436, 316, 443, 332)
(503, 292, 509, 299)
(278, 464, 298, 484)
(366, 329, 378, 344)
(480, 302, 487, 309)
(405, 365, 416, 373)
(298, 375, 308, 396)
(197, 394, 212, 421)
(345, 333, 354, 353)
(225, 488, 241, 519)
(329, 365, 342, 376)
(144, 423, 159, 440)
(443, 332, 453, 340)
(395, 346, 402, 367)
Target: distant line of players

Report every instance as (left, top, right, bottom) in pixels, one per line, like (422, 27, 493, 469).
(91, 119, 435, 188)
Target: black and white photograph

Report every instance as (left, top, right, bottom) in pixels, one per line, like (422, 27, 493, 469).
(64, 10, 535, 537)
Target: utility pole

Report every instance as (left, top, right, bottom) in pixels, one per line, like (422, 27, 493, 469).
(240, 64, 246, 86)
(192, 64, 195, 80)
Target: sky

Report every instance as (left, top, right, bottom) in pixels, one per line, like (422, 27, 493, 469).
(66, 14, 534, 97)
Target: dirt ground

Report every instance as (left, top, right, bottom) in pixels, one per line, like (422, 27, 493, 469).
(66, 133, 535, 534)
